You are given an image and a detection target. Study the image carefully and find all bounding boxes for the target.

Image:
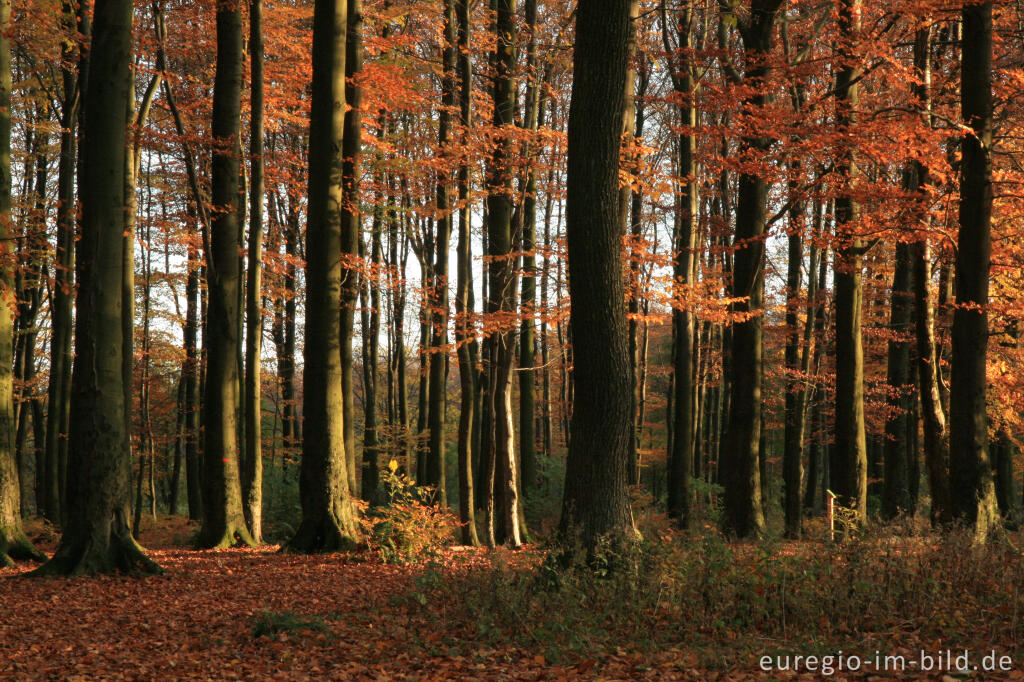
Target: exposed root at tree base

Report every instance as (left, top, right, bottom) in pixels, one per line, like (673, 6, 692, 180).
(283, 516, 359, 553)
(29, 532, 162, 577)
(197, 523, 256, 550)
(0, 527, 46, 568)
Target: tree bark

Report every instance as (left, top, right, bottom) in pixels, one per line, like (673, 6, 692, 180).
(288, 0, 360, 551)
(243, 0, 266, 543)
(664, 0, 698, 530)
(454, 0, 479, 545)
(831, 0, 867, 522)
(485, 0, 521, 548)
(427, 0, 454, 505)
(950, 1, 999, 539)
(340, 0, 363, 499)
(200, 0, 255, 549)
(0, 0, 43, 565)
(33, 0, 160, 575)
(720, 0, 782, 538)
(559, 0, 638, 553)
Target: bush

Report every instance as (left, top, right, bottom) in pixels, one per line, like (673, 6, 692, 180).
(357, 460, 459, 564)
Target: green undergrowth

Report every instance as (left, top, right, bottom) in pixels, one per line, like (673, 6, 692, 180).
(404, 515, 1024, 668)
(251, 608, 333, 641)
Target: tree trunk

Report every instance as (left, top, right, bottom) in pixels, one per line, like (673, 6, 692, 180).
(882, 220, 914, 518)
(340, 0, 363, 500)
(0, 0, 43, 565)
(288, 0, 360, 551)
(664, 0, 697, 529)
(200, 0, 255, 549)
(950, 1, 999, 539)
(33, 0, 160, 575)
(518, 0, 542, 498)
(361, 200, 382, 502)
(485, 0, 521, 548)
(454, 0, 479, 545)
(782, 176, 805, 537)
(243, 0, 266, 543)
(831, 0, 867, 523)
(44, 0, 87, 526)
(427, 0, 454, 505)
(559, 0, 638, 553)
(720, 1, 782, 538)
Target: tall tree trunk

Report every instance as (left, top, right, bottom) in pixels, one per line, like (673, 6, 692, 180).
(950, 1, 999, 538)
(454, 0, 480, 545)
(33, 0, 159, 575)
(720, 0, 782, 538)
(44, 0, 87, 526)
(882, 215, 914, 518)
(288, 0, 360, 551)
(0, 0, 43, 565)
(485, 0, 521, 548)
(340, 0, 363, 499)
(664, 0, 697, 529)
(243, 0, 266, 543)
(831, 0, 867, 522)
(184, 239, 203, 520)
(559, 0, 638, 553)
(427, 0, 453, 505)
(782, 174, 805, 537)
(200, 0, 255, 549)
(518, 0, 542, 497)
(361, 200, 381, 501)
(908, 25, 950, 526)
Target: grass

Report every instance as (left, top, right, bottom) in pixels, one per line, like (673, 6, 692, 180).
(403, 512, 1024, 671)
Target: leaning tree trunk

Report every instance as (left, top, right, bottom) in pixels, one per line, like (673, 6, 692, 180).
(950, 0, 999, 539)
(559, 0, 638, 554)
(200, 0, 255, 549)
(33, 0, 160, 576)
(0, 0, 43, 565)
(242, 0, 265, 543)
(288, 0, 360, 552)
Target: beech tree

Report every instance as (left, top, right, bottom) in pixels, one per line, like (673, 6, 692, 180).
(33, 0, 160, 576)
(200, 0, 255, 549)
(0, 0, 43, 566)
(559, 0, 637, 552)
(950, 0, 999, 539)
(719, 0, 784, 539)
(289, 0, 360, 551)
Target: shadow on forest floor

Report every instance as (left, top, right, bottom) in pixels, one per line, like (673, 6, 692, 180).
(4, 514, 1024, 680)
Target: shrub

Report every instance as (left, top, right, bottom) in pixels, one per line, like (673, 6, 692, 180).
(357, 460, 459, 564)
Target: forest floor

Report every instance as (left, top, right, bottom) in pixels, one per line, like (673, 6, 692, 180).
(3, 516, 1024, 680)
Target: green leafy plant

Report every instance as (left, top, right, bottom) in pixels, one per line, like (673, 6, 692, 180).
(251, 608, 329, 640)
(357, 460, 459, 564)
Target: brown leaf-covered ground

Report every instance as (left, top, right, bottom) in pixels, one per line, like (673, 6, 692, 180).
(0, 519, 716, 680)
(3, 517, 1023, 680)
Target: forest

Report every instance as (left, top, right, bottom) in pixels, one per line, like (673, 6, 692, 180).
(1, 0, 1024, 677)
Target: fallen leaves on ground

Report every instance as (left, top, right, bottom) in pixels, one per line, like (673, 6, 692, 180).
(0, 544, 801, 681)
